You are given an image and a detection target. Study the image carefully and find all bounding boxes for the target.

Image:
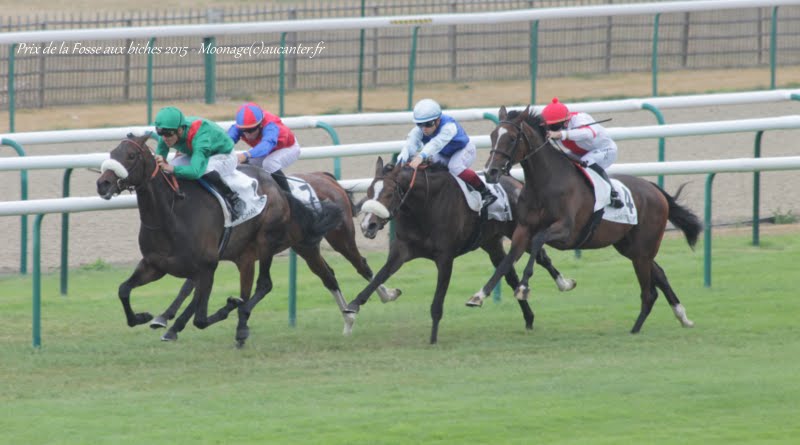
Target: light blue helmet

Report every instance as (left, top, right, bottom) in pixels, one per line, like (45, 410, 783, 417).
(413, 98, 442, 123)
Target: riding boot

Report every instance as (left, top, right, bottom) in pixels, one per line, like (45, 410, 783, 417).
(202, 171, 246, 220)
(475, 181, 498, 210)
(587, 163, 624, 209)
(271, 169, 292, 194)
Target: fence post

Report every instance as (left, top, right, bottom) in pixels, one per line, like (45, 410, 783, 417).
(770, 6, 779, 89)
(146, 37, 156, 124)
(61, 168, 73, 295)
(279, 32, 287, 116)
(357, 0, 365, 112)
(449, 1, 458, 81)
(752, 131, 763, 246)
(1, 138, 28, 274)
(203, 37, 216, 104)
(529, 20, 539, 105)
(703, 173, 716, 288)
(641, 103, 666, 189)
(407, 27, 420, 111)
(32, 214, 45, 348)
(9, 43, 16, 133)
(651, 13, 661, 97)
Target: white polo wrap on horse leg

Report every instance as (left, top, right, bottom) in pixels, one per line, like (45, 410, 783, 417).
(100, 159, 129, 179)
(672, 303, 694, 327)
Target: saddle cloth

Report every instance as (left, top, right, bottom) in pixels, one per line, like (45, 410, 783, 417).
(204, 170, 267, 228)
(454, 176, 513, 222)
(287, 175, 323, 212)
(580, 166, 638, 225)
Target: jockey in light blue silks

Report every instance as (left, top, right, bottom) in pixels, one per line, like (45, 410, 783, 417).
(399, 98, 496, 211)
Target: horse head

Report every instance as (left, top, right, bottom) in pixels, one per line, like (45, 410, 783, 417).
(96, 133, 157, 199)
(484, 105, 548, 183)
(359, 157, 398, 238)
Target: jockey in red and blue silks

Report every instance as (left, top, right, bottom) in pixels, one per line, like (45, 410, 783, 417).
(228, 102, 300, 193)
(399, 98, 497, 211)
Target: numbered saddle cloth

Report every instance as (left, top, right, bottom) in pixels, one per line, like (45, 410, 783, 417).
(454, 176, 513, 222)
(287, 176, 322, 212)
(203, 170, 268, 228)
(579, 166, 638, 225)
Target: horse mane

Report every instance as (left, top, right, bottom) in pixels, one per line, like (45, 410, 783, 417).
(506, 109, 547, 142)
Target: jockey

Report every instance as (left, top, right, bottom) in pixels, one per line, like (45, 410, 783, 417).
(399, 98, 497, 212)
(153, 106, 246, 219)
(542, 97, 624, 209)
(228, 102, 300, 194)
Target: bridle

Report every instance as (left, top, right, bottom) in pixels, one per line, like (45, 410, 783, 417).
(116, 137, 182, 196)
(373, 165, 425, 220)
(489, 119, 550, 175)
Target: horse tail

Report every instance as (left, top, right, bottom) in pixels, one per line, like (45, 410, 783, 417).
(287, 193, 343, 247)
(654, 182, 702, 249)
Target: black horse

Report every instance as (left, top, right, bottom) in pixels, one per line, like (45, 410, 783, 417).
(96, 134, 355, 347)
(148, 171, 401, 338)
(473, 106, 702, 333)
(344, 157, 575, 344)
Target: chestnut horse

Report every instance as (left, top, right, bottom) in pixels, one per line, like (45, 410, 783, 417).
(344, 157, 575, 344)
(470, 107, 702, 333)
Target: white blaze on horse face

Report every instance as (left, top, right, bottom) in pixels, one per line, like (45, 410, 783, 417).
(100, 159, 129, 179)
(371, 180, 384, 200)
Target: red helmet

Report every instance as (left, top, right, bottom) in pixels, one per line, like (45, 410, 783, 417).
(541, 97, 570, 124)
(235, 103, 265, 129)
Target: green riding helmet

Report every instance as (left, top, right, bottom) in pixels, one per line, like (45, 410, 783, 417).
(154, 106, 186, 130)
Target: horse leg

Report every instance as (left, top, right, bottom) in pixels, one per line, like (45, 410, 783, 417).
(192, 265, 242, 331)
(536, 249, 576, 292)
(467, 224, 531, 306)
(345, 241, 415, 313)
(630, 257, 657, 334)
(295, 244, 356, 336)
(652, 261, 694, 328)
(118, 259, 166, 327)
(236, 256, 274, 347)
(326, 229, 401, 303)
(161, 292, 200, 342)
(480, 238, 534, 330)
(429, 257, 454, 345)
(150, 279, 195, 329)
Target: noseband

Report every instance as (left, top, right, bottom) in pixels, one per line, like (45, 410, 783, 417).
(490, 120, 550, 175)
(114, 138, 182, 196)
(374, 166, 425, 220)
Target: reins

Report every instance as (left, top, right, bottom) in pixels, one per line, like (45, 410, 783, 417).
(490, 119, 550, 174)
(125, 137, 183, 196)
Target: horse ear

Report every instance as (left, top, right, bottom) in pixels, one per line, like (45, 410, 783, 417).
(375, 157, 384, 177)
(498, 106, 508, 121)
(519, 119, 539, 142)
(520, 105, 531, 120)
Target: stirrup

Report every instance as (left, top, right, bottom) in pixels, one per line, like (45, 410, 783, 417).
(609, 194, 624, 209)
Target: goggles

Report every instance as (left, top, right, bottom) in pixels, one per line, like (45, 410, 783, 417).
(242, 125, 262, 135)
(416, 120, 437, 128)
(156, 128, 177, 137)
(546, 122, 565, 131)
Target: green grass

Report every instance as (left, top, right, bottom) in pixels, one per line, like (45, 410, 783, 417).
(1, 231, 799, 444)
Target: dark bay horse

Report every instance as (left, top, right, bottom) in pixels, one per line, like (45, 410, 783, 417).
(344, 157, 575, 344)
(96, 134, 367, 346)
(472, 106, 702, 333)
(148, 171, 401, 337)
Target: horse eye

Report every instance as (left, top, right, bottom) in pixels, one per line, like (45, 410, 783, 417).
(127, 152, 136, 160)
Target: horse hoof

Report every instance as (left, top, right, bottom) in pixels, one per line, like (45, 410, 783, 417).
(465, 295, 483, 307)
(557, 277, 577, 292)
(235, 339, 246, 349)
(150, 315, 168, 329)
(514, 286, 529, 301)
(342, 312, 356, 336)
(161, 330, 178, 341)
(378, 287, 402, 303)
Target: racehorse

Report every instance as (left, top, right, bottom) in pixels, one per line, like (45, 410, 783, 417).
(470, 106, 702, 333)
(148, 171, 401, 338)
(344, 157, 576, 344)
(95, 134, 375, 347)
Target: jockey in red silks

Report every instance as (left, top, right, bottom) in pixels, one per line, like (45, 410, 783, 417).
(542, 97, 624, 209)
(228, 102, 300, 193)
(399, 98, 497, 212)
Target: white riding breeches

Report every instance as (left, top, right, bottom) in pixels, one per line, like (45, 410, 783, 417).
(580, 147, 617, 170)
(251, 141, 301, 174)
(432, 140, 476, 177)
(170, 152, 238, 178)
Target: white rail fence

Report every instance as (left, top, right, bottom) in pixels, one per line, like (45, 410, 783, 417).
(3, 89, 799, 146)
